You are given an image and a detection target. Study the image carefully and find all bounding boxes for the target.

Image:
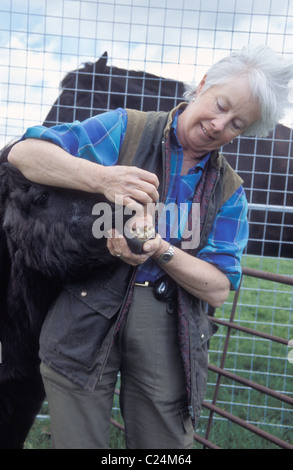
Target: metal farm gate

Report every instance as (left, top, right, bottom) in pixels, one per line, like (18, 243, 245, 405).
(1, 0, 293, 449)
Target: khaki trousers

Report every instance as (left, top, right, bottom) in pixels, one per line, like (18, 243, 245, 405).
(40, 285, 194, 449)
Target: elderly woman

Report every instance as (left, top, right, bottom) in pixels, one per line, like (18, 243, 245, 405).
(9, 45, 293, 449)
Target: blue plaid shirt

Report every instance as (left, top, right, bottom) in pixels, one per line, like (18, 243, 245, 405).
(23, 108, 248, 290)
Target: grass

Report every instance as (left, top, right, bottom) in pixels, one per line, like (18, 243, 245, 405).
(24, 255, 293, 449)
(23, 418, 51, 450)
(198, 254, 293, 448)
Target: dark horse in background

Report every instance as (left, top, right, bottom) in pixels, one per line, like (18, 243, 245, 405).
(0, 51, 292, 449)
(44, 51, 186, 124)
(44, 51, 293, 258)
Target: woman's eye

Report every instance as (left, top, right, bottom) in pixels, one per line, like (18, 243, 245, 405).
(232, 121, 241, 131)
(217, 101, 224, 111)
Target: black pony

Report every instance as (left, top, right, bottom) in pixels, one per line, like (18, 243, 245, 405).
(0, 143, 121, 448)
(0, 55, 185, 449)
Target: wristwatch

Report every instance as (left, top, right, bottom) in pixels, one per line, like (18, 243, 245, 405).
(157, 244, 175, 264)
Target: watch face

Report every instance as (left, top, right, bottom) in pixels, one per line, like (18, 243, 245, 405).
(162, 253, 172, 262)
(159, 245, 174, 264)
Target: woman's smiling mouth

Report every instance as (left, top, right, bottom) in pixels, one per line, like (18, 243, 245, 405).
(201, 123, 213, 139)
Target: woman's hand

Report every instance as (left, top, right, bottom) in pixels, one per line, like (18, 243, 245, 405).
(99, 165, 159, 209)
(107, 229, 162, 266)
(107, 201, 161, 265)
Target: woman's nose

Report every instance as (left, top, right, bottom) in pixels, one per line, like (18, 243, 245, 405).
(212, 116, 227, 132)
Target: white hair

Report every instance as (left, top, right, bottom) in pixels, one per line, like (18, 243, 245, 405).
(184, 45, 293, 137)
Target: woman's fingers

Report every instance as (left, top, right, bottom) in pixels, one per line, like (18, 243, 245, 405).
(101, 166, 159, 206)
(107, 229, 161, 266)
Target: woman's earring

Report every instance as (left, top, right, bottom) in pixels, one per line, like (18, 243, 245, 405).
(192, 97, 195, 102)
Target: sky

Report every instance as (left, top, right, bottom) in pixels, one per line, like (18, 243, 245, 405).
(0, 0, 293, 146)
